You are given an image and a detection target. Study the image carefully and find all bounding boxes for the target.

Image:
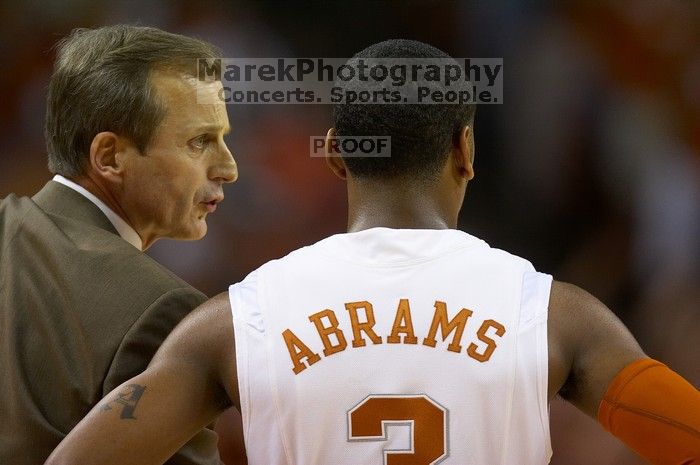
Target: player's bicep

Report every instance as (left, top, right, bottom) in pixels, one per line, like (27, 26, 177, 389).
(46, 294, 236, 465)
(150, 291, 238, 410)
(45, 361, 219, 465)
(548, 281, 646, 417)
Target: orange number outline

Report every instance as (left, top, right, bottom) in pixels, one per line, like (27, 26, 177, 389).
(347, 394, 449, 465)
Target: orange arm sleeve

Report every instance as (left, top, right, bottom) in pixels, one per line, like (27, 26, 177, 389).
(598, 358, 700, 464)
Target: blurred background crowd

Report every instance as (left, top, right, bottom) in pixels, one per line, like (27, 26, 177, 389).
(0, 1, 698, 464)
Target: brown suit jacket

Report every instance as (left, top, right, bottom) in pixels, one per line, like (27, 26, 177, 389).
(0, 181, 220, 465)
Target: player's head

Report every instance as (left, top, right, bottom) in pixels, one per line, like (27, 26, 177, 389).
(328, 39, 476, 188)
(45, 25, 237, 248)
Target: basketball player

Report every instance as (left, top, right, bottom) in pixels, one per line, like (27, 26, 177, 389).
(46, 40, 699, 465)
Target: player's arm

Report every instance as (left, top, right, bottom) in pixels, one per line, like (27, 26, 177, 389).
(45, 292, 238, 465)
(548, 280, 700, 463)
(102, 287, 222, 465)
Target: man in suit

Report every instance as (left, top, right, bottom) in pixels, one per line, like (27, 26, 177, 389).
(0, 25, 237, 465)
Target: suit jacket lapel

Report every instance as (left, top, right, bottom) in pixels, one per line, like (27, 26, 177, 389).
(32, 181, 119, 236)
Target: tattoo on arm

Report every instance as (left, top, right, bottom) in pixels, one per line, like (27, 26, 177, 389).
(100, 384, 146, 420)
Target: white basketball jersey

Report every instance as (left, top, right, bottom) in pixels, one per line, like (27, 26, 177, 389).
(229, 227, 553, 465)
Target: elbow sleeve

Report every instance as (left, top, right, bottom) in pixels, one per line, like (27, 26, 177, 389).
(598, 358, 700, 464)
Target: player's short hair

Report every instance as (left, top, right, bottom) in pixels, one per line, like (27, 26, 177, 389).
(333, 39, 476, 183)
(45, 25, 220, 177)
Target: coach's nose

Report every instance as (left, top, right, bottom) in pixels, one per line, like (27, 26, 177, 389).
(210, 141, 238, 183)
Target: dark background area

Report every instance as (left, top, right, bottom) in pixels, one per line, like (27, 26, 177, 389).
(1, 1, 698, 463)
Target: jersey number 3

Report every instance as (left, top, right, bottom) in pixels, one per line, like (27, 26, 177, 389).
(347, 394, 448, 465)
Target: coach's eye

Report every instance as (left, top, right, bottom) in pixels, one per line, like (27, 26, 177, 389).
(189, 135, 210, 151)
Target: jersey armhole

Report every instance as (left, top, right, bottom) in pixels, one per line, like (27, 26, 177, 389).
(521, 270, 554, 461)
(228, 271, 261, 454)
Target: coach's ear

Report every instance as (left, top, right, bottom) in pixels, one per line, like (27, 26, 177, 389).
(324, 127, 347, 180)
(88, 131, 132, 185)
(453, 125, 474, 182)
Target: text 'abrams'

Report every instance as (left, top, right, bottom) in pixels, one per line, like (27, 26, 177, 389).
(282, 299, 507, 374)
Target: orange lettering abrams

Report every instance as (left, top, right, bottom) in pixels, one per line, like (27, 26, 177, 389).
(282, 299, 507, 374)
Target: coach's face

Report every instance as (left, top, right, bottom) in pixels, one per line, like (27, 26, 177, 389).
(120, 72, 237, 248)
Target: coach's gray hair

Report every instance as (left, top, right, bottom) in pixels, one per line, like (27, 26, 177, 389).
(45, 25, 221, 177)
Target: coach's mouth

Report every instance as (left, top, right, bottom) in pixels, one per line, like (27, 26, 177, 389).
(200, 196, 223, 213)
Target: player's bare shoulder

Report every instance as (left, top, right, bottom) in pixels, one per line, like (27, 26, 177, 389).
(547, 281, 646, 416)
(150, 290, 239, 410)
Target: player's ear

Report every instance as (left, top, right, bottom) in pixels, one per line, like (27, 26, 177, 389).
(452, 125, 474, 181)
(88, 131, 131, 184)
(324, 127, 347, 180)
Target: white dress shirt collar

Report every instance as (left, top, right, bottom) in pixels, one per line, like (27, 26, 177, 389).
(52, 175, 143, 251)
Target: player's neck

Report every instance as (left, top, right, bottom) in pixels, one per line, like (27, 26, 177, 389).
(347, 214, 451, 232)
(346, 184, 456, 232)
